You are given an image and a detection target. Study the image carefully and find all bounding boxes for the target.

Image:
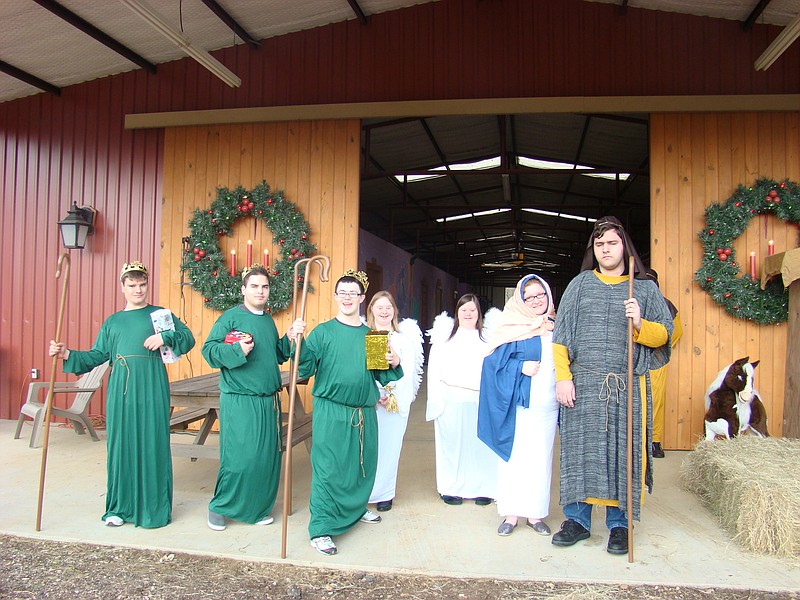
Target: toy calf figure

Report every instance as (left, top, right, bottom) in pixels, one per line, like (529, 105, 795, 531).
(704, 357, 769, 440)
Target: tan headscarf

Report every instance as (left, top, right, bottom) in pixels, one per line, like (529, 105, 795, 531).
(486, 274, 555, 353)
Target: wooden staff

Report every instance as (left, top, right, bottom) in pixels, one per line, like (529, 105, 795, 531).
(36, 252, 71, 531)
(626, 254, 635, 562)
(281, 255, 330, 559)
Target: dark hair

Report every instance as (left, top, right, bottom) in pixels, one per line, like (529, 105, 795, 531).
(591, 218, 625, 243)
(242, 265, 270, 287)
(336, 275, 365, 295)
(121, 271, 148, 284)
(448, 293, 484, 341)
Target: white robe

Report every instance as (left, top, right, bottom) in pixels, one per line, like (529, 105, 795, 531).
(495, 334, 559, 519)
(369, 320, 424, 504)
(427, 325, 497, 499)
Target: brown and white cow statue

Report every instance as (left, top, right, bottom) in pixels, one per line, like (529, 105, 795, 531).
(704, 357, 769, 440)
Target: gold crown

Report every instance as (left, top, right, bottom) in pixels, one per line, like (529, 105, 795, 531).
(241, 263, 267, 280)
(342, 269, 369, 292)
(119, 261, 148, 281)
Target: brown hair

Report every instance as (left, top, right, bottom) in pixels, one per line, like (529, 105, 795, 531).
(242, 265, 270, 287)
(366, 291, 399, 332)
(448, 293, 484, 341)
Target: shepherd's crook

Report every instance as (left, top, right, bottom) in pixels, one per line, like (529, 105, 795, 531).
(36, 252, 71, 531)
(626, 255, 635, 562)
(281, 255, 330, 559)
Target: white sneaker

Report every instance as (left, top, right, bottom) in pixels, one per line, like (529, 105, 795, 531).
(255, 515, 274, 526)
(104, 516, 123, 527)
(359, 509, 381, 524)
(311, 535, 337, 555)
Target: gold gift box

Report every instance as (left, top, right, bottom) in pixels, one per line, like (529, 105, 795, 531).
(366, 330, 390, 370)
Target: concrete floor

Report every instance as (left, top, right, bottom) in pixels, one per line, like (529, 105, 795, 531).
(3, 387, 799, 593)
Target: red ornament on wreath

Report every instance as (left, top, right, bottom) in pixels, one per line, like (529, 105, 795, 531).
(182, 181, 317, 313)
(695, 177, 800, 325)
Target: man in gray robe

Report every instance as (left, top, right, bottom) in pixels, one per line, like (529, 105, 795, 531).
(552, 216, 672, 555)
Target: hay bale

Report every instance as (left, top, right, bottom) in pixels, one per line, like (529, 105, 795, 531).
(682, 436, 800, 558)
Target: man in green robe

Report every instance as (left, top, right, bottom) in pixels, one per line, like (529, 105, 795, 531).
(552, 217, 672, 555)
(298, 270, 403, 556)
(201, 264, 304, 531)
(49, 261, 196, 528)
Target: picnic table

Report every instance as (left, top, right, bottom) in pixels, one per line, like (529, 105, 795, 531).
(169, 371, 310, 460)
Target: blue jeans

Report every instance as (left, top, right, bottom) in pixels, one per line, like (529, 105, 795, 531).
(563, 501, 628, 531)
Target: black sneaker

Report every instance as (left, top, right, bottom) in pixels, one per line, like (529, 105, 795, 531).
(607, 527, 629, 554)
(652, 442, 665, 458)
(551, 519, 590, 546)
(474, 497, 493, 506)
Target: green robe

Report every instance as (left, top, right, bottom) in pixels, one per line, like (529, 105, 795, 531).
(63, 306, 195, 528)
(298, 318, 403, 539)
(201, 305, 291, 523)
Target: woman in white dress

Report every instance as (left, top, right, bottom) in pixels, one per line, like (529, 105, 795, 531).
(426, 293, 497, 506)
(367, 291, 424, 512)
(477, 275, 558, 536)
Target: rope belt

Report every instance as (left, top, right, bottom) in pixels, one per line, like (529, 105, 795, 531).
(349, 407, 366, 478)
(112, 353, 160, 396)
(273, 392, 283, 453)
(573, 363, 627, 432)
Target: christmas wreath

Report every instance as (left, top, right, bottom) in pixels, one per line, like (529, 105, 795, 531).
(695, 177, 800, 325)
(181, 181, 317, 313)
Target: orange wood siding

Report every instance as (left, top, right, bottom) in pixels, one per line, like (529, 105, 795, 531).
(650, 112, 800, 448)
(160, 121, 361, 409)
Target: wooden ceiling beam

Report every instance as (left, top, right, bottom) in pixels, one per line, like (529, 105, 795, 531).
(0, 60, 60, 95)
(742, 0, 772, 31)
(31, 0, 156, 74)
(345, 0, 368, 24)
(200, 0, 261, 48)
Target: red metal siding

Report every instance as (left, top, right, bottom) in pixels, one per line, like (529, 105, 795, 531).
(0, 78, 164, 420)
(0, 0, 798, 419)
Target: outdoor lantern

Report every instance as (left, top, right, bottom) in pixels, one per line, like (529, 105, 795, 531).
(58, 202, 96, 249)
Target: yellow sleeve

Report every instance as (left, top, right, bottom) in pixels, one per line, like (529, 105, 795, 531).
(632, 319, 668, 348)
(553, 343, 572, 382)
(671, 313, 683, 347)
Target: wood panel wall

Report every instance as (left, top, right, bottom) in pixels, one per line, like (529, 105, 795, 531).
(160, 120, 361, 408)
(650, 112, 800, 448)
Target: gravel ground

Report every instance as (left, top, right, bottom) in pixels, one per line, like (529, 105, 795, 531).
(1, 535, 796, 599)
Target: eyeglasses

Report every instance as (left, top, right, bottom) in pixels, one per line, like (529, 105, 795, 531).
(524, 292, 547, 303)
(335, 291, 362, 299)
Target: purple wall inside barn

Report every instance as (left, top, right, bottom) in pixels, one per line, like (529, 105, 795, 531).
(359, 228, 461, 332)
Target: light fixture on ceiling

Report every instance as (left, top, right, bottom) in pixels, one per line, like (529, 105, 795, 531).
(118, 0, 242, 87)
(754, 13, 800, 71)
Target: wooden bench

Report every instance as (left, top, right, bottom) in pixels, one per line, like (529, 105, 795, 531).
(169, 371, 310, 460)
